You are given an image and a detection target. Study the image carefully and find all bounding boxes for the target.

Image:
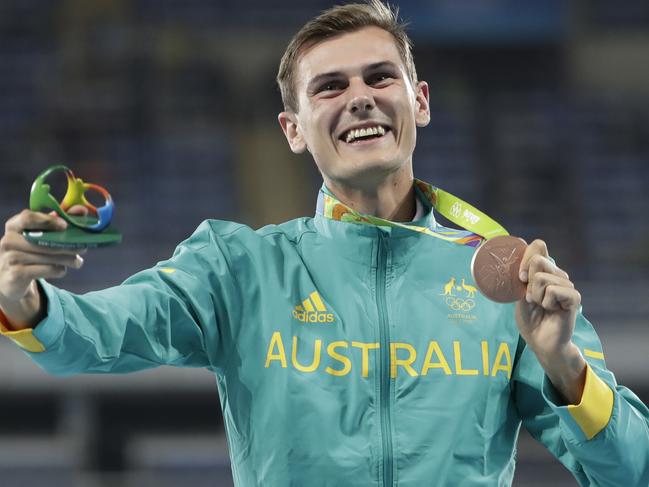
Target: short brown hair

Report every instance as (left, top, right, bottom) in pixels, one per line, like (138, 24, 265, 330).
(277, 0, 417, 113)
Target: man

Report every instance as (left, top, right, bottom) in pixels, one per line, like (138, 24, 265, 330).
(1, 1, 648, 485)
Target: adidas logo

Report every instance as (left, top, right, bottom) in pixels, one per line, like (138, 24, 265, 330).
(293, 291, 335, 324)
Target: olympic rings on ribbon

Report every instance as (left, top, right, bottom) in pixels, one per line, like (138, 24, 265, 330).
(29, 165, 114, 232)
(445, 297, 476, 312)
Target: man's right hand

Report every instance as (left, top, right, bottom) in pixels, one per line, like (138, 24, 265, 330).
(0, 209, 86, 329)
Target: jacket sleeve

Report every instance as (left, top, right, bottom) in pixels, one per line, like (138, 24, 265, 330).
(512, 310, 649, 486)
(0, 220, 241, 375)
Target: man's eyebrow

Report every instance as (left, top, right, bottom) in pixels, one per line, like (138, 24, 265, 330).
(365, 61, 399, 72)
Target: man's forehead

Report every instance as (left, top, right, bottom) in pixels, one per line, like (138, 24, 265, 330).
(295, 27, 405, 86)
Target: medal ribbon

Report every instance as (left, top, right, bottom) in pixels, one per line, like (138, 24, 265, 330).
(316, 179, 508, 248)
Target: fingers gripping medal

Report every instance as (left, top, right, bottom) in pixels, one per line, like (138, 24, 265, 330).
(470, 236, 528, 303)
(23, 165, 122, 248)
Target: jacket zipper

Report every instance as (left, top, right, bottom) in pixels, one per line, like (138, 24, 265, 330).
(376, 230, 394, 487)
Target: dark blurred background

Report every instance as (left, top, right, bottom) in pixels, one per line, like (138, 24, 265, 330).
(1, 1, 648, 486)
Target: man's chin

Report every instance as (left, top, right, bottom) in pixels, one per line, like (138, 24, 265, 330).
(328, 158, 407, 188)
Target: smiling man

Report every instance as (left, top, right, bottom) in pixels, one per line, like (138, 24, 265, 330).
(1, 1, 649, 486)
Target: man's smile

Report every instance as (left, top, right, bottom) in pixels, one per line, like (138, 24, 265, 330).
(338, 122, 393, 145)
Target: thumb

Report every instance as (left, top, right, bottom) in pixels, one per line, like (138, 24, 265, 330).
(49, 206, 89, 217)
(66, 205, 89, 217)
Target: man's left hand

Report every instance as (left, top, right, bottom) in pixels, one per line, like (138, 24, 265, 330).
(515, 239, 586, 404)
(515, 239, 580, 356)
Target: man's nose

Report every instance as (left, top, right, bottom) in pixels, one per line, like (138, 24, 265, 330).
(346, 81, 375, 114)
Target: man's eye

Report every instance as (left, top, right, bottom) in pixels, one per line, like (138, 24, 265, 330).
(318, 82, 342, 93)
(370, 73, 393, 84)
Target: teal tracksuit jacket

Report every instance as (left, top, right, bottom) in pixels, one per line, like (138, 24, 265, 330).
(2, 182, 649, 486)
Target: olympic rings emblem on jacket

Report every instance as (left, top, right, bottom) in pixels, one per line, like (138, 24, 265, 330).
(445, 297, 476, 312)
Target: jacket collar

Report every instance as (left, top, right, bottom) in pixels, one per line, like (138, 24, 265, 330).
(316, 179, 434, 226)
(314, 178, 482, 246)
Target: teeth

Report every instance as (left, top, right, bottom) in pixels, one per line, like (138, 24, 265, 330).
(344, 125, 386, 143)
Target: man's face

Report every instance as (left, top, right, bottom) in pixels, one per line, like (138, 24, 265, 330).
(279, 26, 430, 188)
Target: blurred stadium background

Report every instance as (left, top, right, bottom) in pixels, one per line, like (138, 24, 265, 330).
(0, 0, 648, 486)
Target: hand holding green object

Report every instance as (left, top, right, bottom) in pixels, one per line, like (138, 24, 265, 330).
(23, 165, 122, 249)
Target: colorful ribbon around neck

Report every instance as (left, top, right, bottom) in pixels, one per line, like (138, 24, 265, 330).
(316, 179, 508, 248)
(29, 165, 114, 232)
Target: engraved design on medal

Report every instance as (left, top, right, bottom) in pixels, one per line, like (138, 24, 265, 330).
(471, 235, 528, 303)
(484, 247, 520, 295)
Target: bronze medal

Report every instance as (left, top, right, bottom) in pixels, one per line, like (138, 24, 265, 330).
(470, 235, 528, 303)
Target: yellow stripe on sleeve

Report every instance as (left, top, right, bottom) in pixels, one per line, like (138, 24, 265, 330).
(584, 348, 605, 360)
(567, 364, 614, 440)
(0, 312, 46, 353)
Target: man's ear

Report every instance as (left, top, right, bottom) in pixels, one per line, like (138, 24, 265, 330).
(278, 111, 307, 153)
(414, 81, 430, 128)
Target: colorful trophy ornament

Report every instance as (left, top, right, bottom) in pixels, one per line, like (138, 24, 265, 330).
(23, 165, 122, 248)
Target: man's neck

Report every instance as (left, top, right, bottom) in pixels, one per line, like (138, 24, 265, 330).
(324, 166, 416, 222)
